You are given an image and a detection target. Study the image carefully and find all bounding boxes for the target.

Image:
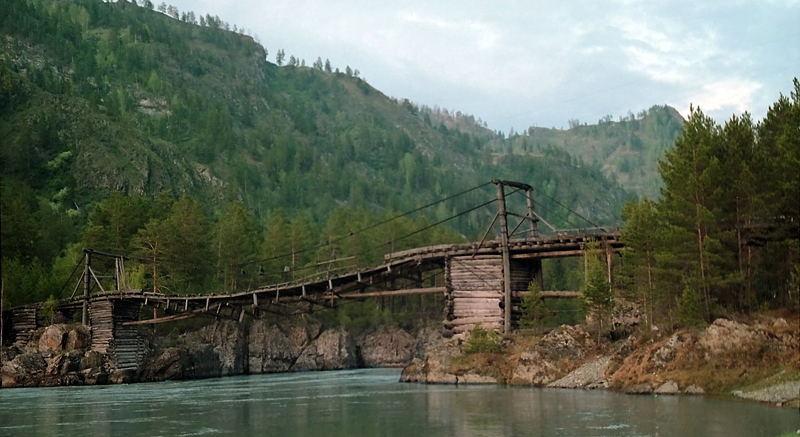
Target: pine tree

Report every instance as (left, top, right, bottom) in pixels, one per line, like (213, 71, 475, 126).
(214, 202, 260, 292)
(658, 106, 724, 321)
(519, 281, 548, 329)
(620, 198, 658, 325)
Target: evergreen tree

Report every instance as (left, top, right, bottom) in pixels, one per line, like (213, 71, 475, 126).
(658, 106, 725, 321)
(582, 249, 613, 339)
(519, 280, 548, 329)
(620, 198, 658, 325)
(214, 201, 261, 292)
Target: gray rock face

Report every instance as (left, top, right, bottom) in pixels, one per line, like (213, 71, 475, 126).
(292, 329, 358, 371)
(400, 340, 460, 384)
(197, 321, 247, 376)
(4, 319, 437, 387)
(248, 324, 308, 374)
(510, 351, 560, 386)
(360, 328, 416, 368)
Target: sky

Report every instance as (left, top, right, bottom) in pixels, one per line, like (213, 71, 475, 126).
(167, 0, 799, 132)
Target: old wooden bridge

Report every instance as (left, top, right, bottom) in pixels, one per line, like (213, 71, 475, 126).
(6, 181, 622, 370)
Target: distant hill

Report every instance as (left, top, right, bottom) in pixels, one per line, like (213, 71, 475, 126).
(521, 107, 684, 199)
(0, 0, 669, 240)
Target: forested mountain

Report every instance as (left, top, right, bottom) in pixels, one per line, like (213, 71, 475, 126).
(0, 0, 641, 225)
(0, 0, 645, 308)
(0, 0, 796, 332)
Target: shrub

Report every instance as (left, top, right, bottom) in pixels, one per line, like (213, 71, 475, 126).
(464, 324, 502, 353)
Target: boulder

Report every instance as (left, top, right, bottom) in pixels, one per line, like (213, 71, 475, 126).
(772, 318, 788, 328)
(38, 325, 68, 352)
(684, 384, 705, 394)
(548, 356, 611, 389)
(699, 319, 758, 357)
(109, 369, 135, 384)
(82, 368, 109, 386)
(625, 383, 654, 394)
(537, 325, 594, 361)
(65, 328, 89, 351)
(1, 352, 47, 387)
(654, 380, 680, 394)
(80, 350, 105, 370)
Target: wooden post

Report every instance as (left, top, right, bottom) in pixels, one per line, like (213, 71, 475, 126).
(82, 250, 91, 326)
(1, 278, 4, 350)
(526, 187, 544, 290)
(496, 182, 512, 334)
(525, 188, 539, 239)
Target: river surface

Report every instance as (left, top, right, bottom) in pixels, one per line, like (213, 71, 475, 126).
(1, 369, 798, 436)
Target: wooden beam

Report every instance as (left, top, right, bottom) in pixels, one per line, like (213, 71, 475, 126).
(338, 287, 446, 299)
(514, 291, 581, 299)
(511, 250, 584, 259)
(122, 308, 204, 325)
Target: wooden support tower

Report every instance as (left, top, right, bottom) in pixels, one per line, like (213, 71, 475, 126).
(495, 182, 513, 334)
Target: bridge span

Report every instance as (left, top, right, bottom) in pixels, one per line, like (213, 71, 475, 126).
(6, 181, 622, 372)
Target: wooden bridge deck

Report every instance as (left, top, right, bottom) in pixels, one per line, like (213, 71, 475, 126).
(50, 232, 619, 322)
(9, 232, 620, 335)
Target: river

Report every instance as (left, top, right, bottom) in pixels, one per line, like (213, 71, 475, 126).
(1, 369, 798, 436)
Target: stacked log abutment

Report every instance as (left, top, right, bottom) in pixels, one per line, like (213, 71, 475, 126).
(11, 307, 37, 345)
(444, 255, 504, 334)
(90, 300, 149, 371)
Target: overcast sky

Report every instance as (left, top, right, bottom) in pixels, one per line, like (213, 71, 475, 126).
(168, 0, 799, 132)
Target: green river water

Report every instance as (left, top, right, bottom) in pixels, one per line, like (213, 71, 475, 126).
(1, 368, 798, 436)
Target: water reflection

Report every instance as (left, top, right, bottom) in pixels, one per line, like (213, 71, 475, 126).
(0, 369, 797, 436)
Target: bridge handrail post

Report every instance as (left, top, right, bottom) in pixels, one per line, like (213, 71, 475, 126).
(82, 250, 91, 326)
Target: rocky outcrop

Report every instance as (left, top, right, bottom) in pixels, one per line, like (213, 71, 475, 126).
(2, 319, 433, 388)
(248, 323, 315, 373)
(2, 324, 109, 388)
(548, 356, 611, 389)
(405, 324, 599, 386)
(401, 317, 800, 407)
(360, 328, 417, 368)
(401, 341, 460, 384)
(293, 329, 358, 371)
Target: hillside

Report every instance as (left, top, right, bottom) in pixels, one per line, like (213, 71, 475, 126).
(0, 0, 690, 307)
(418, 104, 684, 200)
(0, 0, 642, 229)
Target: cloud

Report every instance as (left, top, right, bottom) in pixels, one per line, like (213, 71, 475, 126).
(685, 79, 763, 115)
(167, 0, 797, 130)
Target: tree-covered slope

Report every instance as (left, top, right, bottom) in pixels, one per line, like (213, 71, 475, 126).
(0, 0, 644, 308)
